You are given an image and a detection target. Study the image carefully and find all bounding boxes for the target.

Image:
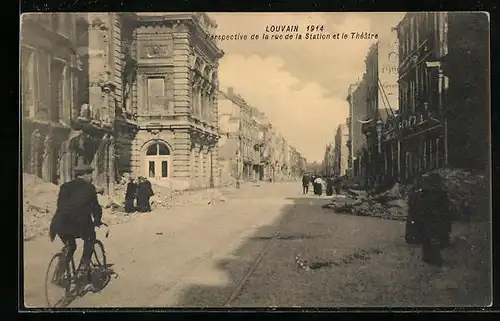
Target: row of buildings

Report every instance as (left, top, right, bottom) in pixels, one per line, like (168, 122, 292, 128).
(324, 12, 489, 187)
(218, 87, 306, 184)
(322, 122, 350, 177)
(21, 12, 305, 193)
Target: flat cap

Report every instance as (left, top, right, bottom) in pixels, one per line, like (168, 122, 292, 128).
(74, 163, 94, 174)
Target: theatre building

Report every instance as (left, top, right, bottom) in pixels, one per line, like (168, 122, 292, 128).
(126, 13, 224, 189)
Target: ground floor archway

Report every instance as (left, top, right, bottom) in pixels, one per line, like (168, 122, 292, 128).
(142, 140, 172, 181)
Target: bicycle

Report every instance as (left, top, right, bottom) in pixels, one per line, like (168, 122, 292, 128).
(44, 223, 110, 307)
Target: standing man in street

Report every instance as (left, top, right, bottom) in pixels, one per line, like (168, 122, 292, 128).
(302, 173, 310, 195)
(418, 173, 451, 266)
(49, 163, 103, 283)
(326, 175, 334, 196)
(137, 176, 154, 212)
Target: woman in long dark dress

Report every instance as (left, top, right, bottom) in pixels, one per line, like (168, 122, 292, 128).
(313, 176, 323, 196)
(125, 177, 138, 213)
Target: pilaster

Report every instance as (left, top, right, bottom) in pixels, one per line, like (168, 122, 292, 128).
(86, 13, 115, 125)
(172, 130, 191, 179)
(173, 33, 191, 115)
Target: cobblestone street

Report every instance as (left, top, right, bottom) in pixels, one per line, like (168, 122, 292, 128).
(23, 182, 490, 308)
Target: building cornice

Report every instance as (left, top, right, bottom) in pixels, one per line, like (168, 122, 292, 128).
(395, 13, 411, 31)
(21, 18, 77, 51)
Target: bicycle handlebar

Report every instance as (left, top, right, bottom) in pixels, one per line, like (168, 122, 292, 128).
(96, 222, 110, 238)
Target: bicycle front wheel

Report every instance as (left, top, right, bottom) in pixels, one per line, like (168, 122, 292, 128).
(90, 240, 108, 292)
(45, 253, 70, 307)
(91, 240, 106, 268)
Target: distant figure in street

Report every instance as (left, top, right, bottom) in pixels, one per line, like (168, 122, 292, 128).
(125, 176, 138, 213)
(313, 175, 324, 196)
(333, 175, 342, 195)
(418, 173, 451, 266)
(302, 173, 310, 194)
(326, 175, 334, 196)
(137, 176, 154, 212)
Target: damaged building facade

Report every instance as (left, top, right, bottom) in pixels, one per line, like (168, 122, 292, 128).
(394, 12, 489, 183)
(21, 13, 120, 192)
(21, 13, 224, 193)
(21, 14, 79, 186)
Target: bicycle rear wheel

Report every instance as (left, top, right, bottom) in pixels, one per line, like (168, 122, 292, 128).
(45, 253, 70, 307)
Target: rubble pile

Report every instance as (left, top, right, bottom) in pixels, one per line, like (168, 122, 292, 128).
(340, 177, 362, 191)
(23, 174, 60, 241)
(418, 168, 488, 222)
(23, 172, 229, 241)
(323, 183, 409, 221)
(323, 168, 488, 222)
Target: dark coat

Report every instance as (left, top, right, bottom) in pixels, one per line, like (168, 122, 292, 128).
(125, 182, 138, 200)
(49, 178, 102, 241)
(302, 175, 310, 186)
(137, 180, 154, 200)
(326, 178, 334, 196)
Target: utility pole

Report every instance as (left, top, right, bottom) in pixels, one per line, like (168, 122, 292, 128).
(236, 113, 242, 189)
(209, 151, 214, 188)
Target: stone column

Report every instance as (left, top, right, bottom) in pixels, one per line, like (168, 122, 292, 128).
(108, 135, 115, 193)
(189, 140, 196, 187)
(59, 140, 72, 184)
(173, 32, 191, 115)
(86, 13, 113, 123)
(30, 129, 42, 177)
(42, 132, 53, 182)
(196, 79, 203, 119)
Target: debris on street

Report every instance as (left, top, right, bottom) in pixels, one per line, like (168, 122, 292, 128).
(22, 174, 59, 241)
(295, 247, 384, 271)
(322, 183, 408, 221)
(417, 168, 489, 222)
(23, 172, 230, 241)
(322, 168, 487, 222)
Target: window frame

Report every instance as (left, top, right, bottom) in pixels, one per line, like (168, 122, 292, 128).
(21, 46, 37, 119)
(146, 76, 166, 114)
(146, 143, 171, 156)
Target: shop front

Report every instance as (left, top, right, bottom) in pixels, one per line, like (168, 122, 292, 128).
(361, 111, 446, 187)
(394, 112, 446, 184)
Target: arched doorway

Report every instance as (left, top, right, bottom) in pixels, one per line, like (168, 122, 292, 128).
(143, 141, 171, 181)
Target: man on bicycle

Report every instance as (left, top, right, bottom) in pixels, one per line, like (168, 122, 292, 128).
(49, 163, 103, 283)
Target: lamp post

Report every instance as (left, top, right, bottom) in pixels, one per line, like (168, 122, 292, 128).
(375, 119, 383, 186)
(236, 137, 241, 189)
(209, 149, 214, 188)
(375, 119, 383, 154)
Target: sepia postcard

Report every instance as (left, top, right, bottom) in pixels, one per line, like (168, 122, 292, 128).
(20, 12, 491, 309)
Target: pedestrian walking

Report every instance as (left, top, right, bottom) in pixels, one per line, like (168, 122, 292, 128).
(124, 175, 138, 213)
(313, 175, 324, 196)
(418, 173, 451, 266)
(302, 173, 310, 195)
(137, 176, 154, 212)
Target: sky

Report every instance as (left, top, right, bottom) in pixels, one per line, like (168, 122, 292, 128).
(208, 12, 405, 163)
